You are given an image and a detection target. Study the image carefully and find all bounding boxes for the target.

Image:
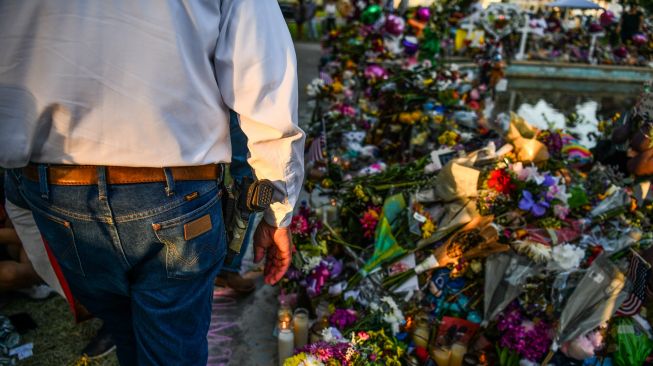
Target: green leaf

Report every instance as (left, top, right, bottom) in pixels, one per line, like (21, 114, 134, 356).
(568, 185, 590, 209)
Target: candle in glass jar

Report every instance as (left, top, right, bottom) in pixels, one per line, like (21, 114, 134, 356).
(449, 343, 467, 366)
(278, 322, 294, 366)
(431, 347, 451, 366)
(293, 308, 310, 348)
(411, 315, 430, 349)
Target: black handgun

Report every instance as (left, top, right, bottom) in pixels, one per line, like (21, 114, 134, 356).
(223, 177, 275, 265)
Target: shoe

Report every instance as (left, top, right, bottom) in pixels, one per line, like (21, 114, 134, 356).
(214, 272, 256, 294)
(81, 324, 116, 360)
(17, 284, 55, 300)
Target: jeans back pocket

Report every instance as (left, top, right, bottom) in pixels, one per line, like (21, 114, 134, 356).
(153, 193, 226, 280)
(30, 208, 86, 278)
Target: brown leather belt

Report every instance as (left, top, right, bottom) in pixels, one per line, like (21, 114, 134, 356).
(23, 164, 223, 186)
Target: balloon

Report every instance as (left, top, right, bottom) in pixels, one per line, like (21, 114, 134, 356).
(599, 10, 615, 27)
(361, 4, 382, 25)
(385, 14, 405, 36)
(415, 7, 431, 22)
(633, 33, 648, 46)
(402, 36, 419, 55)
(364, 64, 388, 81)
(613, 45, 628, 58)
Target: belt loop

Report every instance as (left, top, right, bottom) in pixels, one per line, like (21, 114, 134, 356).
(217, 164, 225, 186)
(38, 164, 49, 200)
(164, 168, 175, 197)
(97, 166, 108, 201)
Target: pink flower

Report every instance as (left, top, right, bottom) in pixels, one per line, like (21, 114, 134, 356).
(554, 204, 570, 220)
(290, 215, 310, 236)
(357, 331, 370, 341)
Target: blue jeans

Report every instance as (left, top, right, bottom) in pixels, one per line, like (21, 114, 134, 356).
(8, 168, 226, 366)
(222, 110, 257, 273)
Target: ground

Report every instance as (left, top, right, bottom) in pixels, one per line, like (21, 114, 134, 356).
(0, 41, 320, 366)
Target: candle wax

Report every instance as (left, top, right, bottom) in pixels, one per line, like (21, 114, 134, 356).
(293, 312, 309, 348)
(450, 343, 467, 366)
(278, 329, 294, 366)
(431, 347, 451, 366)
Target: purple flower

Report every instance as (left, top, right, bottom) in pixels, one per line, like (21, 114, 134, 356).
(297, 341, 355, 364)
(325, 256, 343, 278)
(329, 308, 358, 330)
(497, 304, 552, 361)
(541, 174, 556, 187)
(519, 190, 550, 217)
(307, 264, 331, 297)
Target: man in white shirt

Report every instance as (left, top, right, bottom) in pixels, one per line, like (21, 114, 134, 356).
(0, 1, 305, 365)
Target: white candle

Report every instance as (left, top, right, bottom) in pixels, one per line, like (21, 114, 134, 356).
(278, 327, 294, 366)
(293, 308, 310, 348)
(450, 343, 467, 366)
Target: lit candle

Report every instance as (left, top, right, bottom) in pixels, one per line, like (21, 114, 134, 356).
(293, 308, 310, 348)
(278, 320, 294, 366)
(325, 201, 338, 224)
(431, 347, 451, 366)
(449, 343, 467, 366)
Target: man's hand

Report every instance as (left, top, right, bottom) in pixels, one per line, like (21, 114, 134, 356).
(253, 221, 292, 285)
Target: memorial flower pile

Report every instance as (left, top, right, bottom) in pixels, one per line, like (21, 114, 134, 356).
(279, 3, 653, 366)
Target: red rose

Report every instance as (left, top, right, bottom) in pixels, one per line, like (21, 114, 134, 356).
(487, 168, 515, 194)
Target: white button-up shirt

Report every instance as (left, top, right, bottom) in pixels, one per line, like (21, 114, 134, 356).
(0, 0, 305, 227)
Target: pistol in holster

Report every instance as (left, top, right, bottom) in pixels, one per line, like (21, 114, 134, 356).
(222, 176, 275, 265)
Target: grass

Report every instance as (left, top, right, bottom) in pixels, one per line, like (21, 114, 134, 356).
(1, 294, 118, 366)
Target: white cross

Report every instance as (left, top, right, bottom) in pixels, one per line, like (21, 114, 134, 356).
(515, 14, 532, 61)
(588, 32, 605, 65)
(460, 15, 477, 37)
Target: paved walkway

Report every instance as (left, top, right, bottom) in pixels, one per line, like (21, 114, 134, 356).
(205, 41, 321, 366)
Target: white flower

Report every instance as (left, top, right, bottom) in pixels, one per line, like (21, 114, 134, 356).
(380, 296, 405, 334)
(301, 255, 323, 273)
(306, 78, 325, 97)
(321, 327, 343, 343)
(512, 163, 544, 184)
(551, 244, 585, 271)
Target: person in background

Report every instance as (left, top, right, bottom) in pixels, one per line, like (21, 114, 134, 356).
(0, 205, 43, 296)
(0, 1, 304, 365)
(4, 171, 117, 360)
(620, 3, 644, 43)
(305, 0, 318, 41)
(295, 0, 307, 40)
(325, 0, 338, 34)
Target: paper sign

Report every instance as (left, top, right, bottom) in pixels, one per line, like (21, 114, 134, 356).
(392, 254, 419, 294)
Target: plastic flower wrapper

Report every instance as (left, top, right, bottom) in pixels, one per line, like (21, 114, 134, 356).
(611, 317, 653, 366)
(483, 252, 538, 325)
(542, 256, 629, 365)
(590, 186, 630, 221)
(384, 215, 505, 290)
(506, 113, 550, 164)
(431, 160, 481, 202)
(349, 194, 408, 287)
(417, 199, 480, 248)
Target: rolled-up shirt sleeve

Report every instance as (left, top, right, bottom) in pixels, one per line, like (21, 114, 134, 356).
(214, 0, 305, 227)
